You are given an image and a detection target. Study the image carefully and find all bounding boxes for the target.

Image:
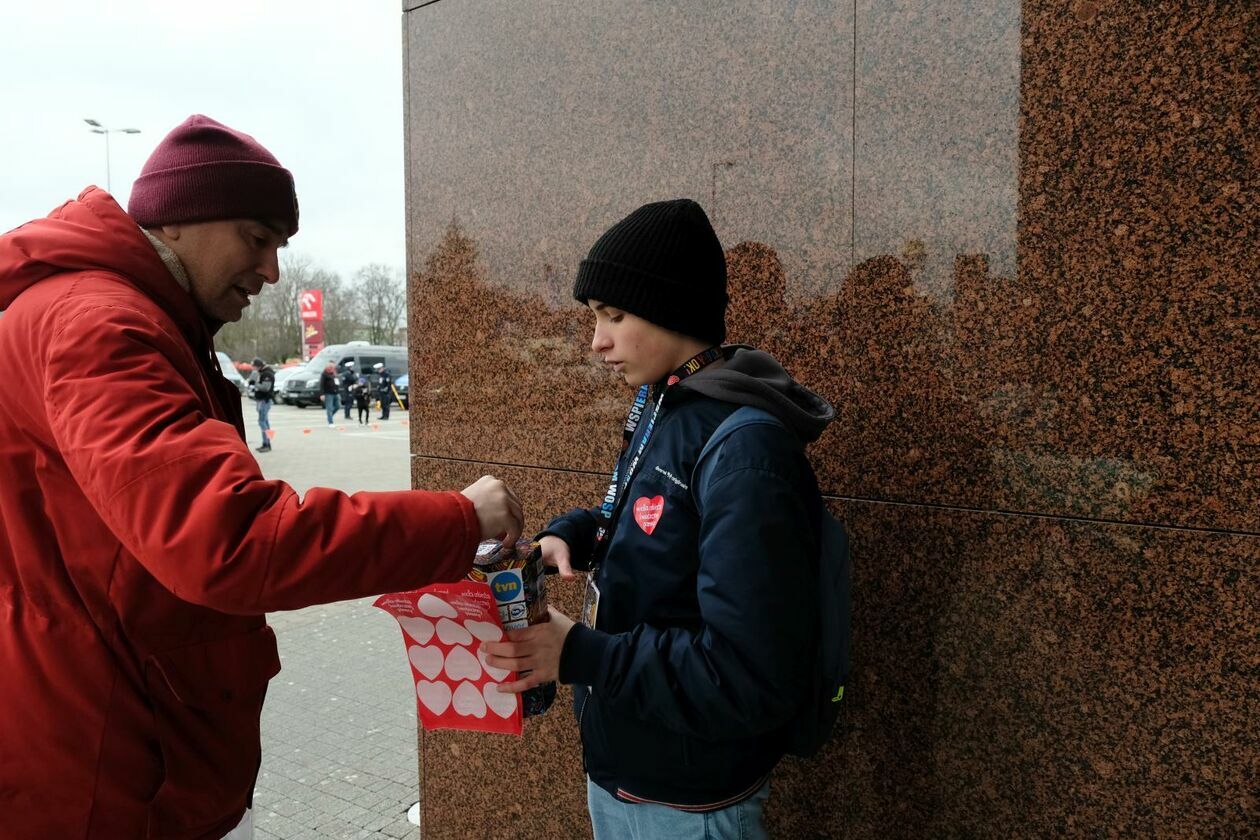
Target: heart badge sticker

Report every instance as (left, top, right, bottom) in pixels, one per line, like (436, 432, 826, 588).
(633, 495, 665, 535)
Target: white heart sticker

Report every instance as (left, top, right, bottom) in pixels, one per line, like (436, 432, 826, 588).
(418, 593, 458, 618)
(466, 620, 503, 642)
(477, 646, 510, 681)
(398, 616, 435, 644)
(483, 683, 518, 719)
(444, 646, 482, 681)
(417, 680, 452, 715)
(435, 617, 473, 646)
(408, 645, 444, 680)
(452, 681, 487, 718)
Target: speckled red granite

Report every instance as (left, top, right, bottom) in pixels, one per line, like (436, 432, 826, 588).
(409, 459, 1260, 837)
(402, 0, 856, 475)
(410, 459, 599, 840)
(404, 0, 1257, 532)
(774, 501, 1258, 837)
(402, 0, 1259, 836)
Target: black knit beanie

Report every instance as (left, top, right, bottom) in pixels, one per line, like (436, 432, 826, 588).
(573, 198, 727, 345)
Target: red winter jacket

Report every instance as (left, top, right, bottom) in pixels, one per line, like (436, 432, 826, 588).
(0, 188, 479, 838)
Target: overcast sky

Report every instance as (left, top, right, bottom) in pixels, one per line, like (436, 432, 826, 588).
(0, 1, 405, 282)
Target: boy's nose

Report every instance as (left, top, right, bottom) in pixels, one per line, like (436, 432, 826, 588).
(591, 328, 611, 353)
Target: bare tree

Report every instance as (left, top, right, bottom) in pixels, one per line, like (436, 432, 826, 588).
(319, 270, 364, 345)
(215, 254, 389, 363)
(215, 254, 299, 363)
(246, 253, 311, 361)
(219, 253, 321, 362)
(356, 263, 406, 345)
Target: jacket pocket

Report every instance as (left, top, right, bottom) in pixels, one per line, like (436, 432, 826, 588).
(143, 625, 281, 837)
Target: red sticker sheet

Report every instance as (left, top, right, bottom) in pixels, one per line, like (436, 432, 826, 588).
(374, 581, 522, 736)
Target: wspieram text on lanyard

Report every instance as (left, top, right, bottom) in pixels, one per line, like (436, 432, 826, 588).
(592, 345, 724, 550)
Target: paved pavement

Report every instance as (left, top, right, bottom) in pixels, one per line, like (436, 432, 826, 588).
(240, 397, 422, 839)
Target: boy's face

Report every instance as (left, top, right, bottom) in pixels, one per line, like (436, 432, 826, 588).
(588, 300, 694, 388)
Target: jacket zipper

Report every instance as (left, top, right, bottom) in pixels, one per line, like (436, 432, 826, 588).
(578, 692, 590, 775)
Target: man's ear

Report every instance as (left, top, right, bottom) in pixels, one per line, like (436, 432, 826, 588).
(157, 224, 182, 241)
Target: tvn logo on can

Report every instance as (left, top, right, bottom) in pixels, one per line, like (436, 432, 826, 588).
(490, 570, 524, 603)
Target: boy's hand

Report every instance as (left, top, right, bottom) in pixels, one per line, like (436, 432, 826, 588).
(482, 606, 575, 692)
(539, 535, 575, 579)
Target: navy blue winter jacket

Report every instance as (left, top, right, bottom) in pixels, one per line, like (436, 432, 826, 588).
(546, 346, 834, 811)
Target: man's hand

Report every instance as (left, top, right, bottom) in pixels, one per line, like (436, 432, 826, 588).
(459, 475, 524, 548)
(482, 607, 576, 692)
(539, 535, 575, 579)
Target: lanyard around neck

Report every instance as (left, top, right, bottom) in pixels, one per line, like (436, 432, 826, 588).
(593, 346, 723, 549)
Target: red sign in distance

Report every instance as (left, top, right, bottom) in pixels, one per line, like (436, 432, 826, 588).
(299, 289, 323, 322)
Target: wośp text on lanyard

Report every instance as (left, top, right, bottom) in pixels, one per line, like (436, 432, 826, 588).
(593, 346, 724, 549)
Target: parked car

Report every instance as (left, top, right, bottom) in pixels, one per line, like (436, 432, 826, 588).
(215, 352, 247, 395)
(394, 373, 409, 410)
(283, 343, 408, 408)
(273, 367, 301, 403)
(248, 366, 300, 401)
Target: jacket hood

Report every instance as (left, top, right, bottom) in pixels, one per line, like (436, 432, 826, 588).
(0, 187, 208, 342)
(677, 344, 834, 443)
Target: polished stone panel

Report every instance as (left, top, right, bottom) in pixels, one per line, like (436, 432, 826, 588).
(836, 0, 1258, 529)
(404, 0, 1259, 836)
(410, 458, 600, 840)
(1005, 1, 1258, 531)
(801, 502, 1257, 837)
(853, 0, 1020, 290)
(403, 0, 855, 472)
(405, 0, 1257, 532)
(407, 464, 1260, 837)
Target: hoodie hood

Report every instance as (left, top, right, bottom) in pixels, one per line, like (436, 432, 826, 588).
(677, 345, 834, 443)
(0, 187, 209, 343)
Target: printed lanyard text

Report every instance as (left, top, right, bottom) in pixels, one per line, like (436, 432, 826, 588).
(593, 346, 723, 549)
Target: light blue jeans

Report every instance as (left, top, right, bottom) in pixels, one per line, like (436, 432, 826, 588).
(323, 392, 340, 425)
(256, 399, 272, 443)
(587, 778, 770, 840)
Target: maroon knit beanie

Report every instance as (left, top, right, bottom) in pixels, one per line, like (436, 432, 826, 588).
(127, 114, 299, 236)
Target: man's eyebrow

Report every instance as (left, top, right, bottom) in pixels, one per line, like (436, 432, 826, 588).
(258, 220, 290, 247)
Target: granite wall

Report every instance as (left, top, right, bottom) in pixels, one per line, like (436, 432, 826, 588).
(401, 0, 1257, 835)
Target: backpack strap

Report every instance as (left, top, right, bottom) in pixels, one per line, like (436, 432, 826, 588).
(691, 406, 787, 510)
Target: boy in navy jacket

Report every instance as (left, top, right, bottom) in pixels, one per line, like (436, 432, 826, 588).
(484, 199, 833, 839)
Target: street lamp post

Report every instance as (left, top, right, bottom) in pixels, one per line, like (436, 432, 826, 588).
(84, 119, 141, 193)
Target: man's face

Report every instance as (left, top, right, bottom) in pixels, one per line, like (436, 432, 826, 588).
(588, 299, 690, 388)
(162, 219, 288, 323)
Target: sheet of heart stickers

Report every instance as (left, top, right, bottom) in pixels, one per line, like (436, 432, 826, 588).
(374, 581, 522, 735)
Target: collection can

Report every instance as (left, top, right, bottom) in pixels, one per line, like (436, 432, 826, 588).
(468, 539, 556, 717)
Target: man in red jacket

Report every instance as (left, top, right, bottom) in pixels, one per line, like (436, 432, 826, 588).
(0, 115, 522, 839)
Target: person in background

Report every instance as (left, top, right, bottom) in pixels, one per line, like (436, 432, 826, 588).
(319, 362, 340, 427)
(353, 374, 372, 425)
(374, 361, 394, 421)
(0, 113, 524, 838)
(340, 361, 357, 421)
(251, 357, 275, 453)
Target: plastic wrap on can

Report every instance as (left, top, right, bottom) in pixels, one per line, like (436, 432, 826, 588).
(469, 539, 555, 717)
